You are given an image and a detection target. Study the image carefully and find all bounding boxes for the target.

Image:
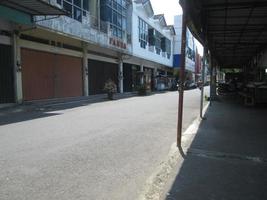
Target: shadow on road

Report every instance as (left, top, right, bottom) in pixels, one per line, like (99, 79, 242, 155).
(0, 91, 174, 126)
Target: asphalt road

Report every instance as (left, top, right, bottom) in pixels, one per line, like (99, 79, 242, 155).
(0, 88, 209, 200)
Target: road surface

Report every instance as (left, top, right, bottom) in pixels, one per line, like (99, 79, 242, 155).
(0, 88, 209, 200)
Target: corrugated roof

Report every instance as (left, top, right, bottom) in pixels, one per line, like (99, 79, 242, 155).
(179, 0, 267, 68)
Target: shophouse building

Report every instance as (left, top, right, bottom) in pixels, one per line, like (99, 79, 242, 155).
(0, 0, 66, 104)
(0, 0, 175, 105)
(125, 0, 175, 91)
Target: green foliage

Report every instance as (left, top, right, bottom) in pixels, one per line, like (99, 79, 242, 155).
(104, 79, 117, 94)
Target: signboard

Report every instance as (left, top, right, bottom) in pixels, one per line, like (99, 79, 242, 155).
(109, 37, 127, 49)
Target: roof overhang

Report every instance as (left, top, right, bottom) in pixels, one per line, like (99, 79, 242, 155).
(143, 0, 154, 18)
(0, 0, 66, 16)
(135, 0, 154, 18)
(179, 0, 267, 68)
(154, 14, 168, 27)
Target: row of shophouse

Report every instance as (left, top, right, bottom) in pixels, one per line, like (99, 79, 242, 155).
(0, 0, 175, 105)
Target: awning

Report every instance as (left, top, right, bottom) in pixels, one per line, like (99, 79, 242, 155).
(0, 0, 66, 16)
(179, 0, 267, 68)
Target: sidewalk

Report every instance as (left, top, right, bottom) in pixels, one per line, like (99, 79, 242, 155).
(162, 96, 267, 200)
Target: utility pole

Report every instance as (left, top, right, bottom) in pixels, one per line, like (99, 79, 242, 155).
(177, 3, 187, 148)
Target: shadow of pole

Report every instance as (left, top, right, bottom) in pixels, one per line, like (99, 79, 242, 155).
(178, 144, 186, 159)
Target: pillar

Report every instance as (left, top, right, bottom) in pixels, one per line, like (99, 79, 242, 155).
(82, 44, 89, 96)
(118, 59, 123, 93)
(200, 46, 207, 118)
(210, 58, 217, 100)
(140, 64, 144, 85)
(13, 33, 23, 103)
(153, 67, 158, 90)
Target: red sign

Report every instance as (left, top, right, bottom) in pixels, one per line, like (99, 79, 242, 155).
(109, 37, 127, 49)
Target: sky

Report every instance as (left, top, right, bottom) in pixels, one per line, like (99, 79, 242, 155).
(150, 0, 182, 25)
(150, 0, 203, 55)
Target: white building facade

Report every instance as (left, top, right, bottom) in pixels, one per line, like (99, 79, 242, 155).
(123, 0, 175, 91)
(173, 15, 197, 81)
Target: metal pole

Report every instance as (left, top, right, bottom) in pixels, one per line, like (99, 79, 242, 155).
(200, 46, 206, 118)
(209, 57, 213, 106)
(177, 7, 187, 148)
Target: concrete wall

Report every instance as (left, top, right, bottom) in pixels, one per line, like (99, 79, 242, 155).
(35, 14, 131, 53)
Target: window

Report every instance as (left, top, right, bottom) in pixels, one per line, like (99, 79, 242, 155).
(186, 47, 195, 61)
(83, 0, 89, 11)
(160, 37, 171, 58)
(63, 1, 72, 17)
(138, 17, 148, 49)
(100, 0, 127, 39)
(155, 30, 161, 54)
(73, 0, 81, 7)
(122, 18, 126, 29)
(148, 28, 155, 46)
(57, 0, 89, 22)
(117, 14, 122, 27)
(161, 37, 166, 52)
(166, 39, 171, 59)
(122, 0, 126, 7)
(74, 6, 82, 21)
(113, 1, 118, 10)
(113, 12, 117, 25)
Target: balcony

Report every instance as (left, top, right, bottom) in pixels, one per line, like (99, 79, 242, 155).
(34, 12, 131, 53)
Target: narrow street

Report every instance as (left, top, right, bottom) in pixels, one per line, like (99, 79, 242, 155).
(0, 88, 209, 200)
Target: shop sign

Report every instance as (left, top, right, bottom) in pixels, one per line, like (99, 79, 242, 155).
(109, 37, 127, 49)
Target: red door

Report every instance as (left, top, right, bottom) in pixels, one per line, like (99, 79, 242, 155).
(21, 49, 54, 100)
(55, 54, 83, 98)
(21, 49, 82, 101)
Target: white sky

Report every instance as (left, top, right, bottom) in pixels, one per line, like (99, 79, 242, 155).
(150, 0, 203, 56)
(150, 0, 182, 25)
